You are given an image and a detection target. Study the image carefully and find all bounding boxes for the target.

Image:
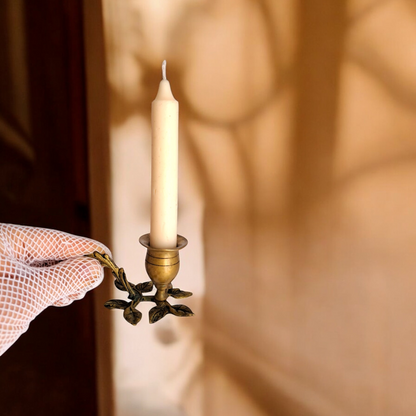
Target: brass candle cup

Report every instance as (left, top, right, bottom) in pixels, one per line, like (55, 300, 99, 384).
(139, 233, 188, 301)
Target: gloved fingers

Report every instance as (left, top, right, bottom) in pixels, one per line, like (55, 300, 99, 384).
(0, 255, 104, 318)
(0, 223, 112, 265)
(0, 255, 40, 355)
(53, 291, 87, 307)
(38, 256, 105, 307)
(0, 255, 39, 318)
(0, 255, 105, 356)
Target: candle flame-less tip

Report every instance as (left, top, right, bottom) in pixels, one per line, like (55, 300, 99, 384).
(162, 60, 167, 80)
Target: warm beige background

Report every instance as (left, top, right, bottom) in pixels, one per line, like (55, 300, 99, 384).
(102, 1, 416, 415)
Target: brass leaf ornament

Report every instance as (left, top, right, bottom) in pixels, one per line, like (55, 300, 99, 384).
(85, 237, 194, 325)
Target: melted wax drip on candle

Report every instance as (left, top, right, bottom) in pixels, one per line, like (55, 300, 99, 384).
(162, 60, 167, 81)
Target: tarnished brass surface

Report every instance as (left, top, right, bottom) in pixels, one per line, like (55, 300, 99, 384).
(85, 234, 193, 324)
(139, 233, 187, 301)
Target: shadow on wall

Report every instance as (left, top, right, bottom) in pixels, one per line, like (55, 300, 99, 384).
(103, 0, 416, 415)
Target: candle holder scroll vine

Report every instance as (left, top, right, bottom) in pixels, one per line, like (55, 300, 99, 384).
(85, 234, 193, 324)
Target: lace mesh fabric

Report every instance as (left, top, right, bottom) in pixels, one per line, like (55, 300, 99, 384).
(0, 223, 111, 356)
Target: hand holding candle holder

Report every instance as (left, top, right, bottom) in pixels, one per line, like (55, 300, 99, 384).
(86, 233, 193, 324)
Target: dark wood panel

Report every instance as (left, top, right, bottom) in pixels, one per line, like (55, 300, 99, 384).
(0, 1, 98, 415)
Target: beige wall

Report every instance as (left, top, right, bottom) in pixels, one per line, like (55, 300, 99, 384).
(102, 0, 416, 415)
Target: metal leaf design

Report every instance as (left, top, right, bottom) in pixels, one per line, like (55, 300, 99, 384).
(86, 251, 194, 325)
(88, 252, 120, 276)
(171, 304, 194, 317)
(114, 279, 127, 291)
(136, 281, 153, 293)
(123, 305, 142, 325)
(149, 305, 169, 324)
(130, 294, 143, 309)
(168, 288, 193, 299)
(104, 299, 129, 310)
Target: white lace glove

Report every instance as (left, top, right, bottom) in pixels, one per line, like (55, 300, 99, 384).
(0, 223, 111, 356)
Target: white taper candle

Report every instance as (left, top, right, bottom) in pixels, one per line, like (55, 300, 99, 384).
(150, 60, 179, 248)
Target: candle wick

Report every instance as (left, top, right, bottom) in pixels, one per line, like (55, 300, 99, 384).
(162, 60, 167, 81)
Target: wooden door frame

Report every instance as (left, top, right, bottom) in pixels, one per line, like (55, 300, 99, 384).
(83, 1, 113, 415)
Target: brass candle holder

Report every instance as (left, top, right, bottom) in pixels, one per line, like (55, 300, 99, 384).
(86, 234, 193, 324)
